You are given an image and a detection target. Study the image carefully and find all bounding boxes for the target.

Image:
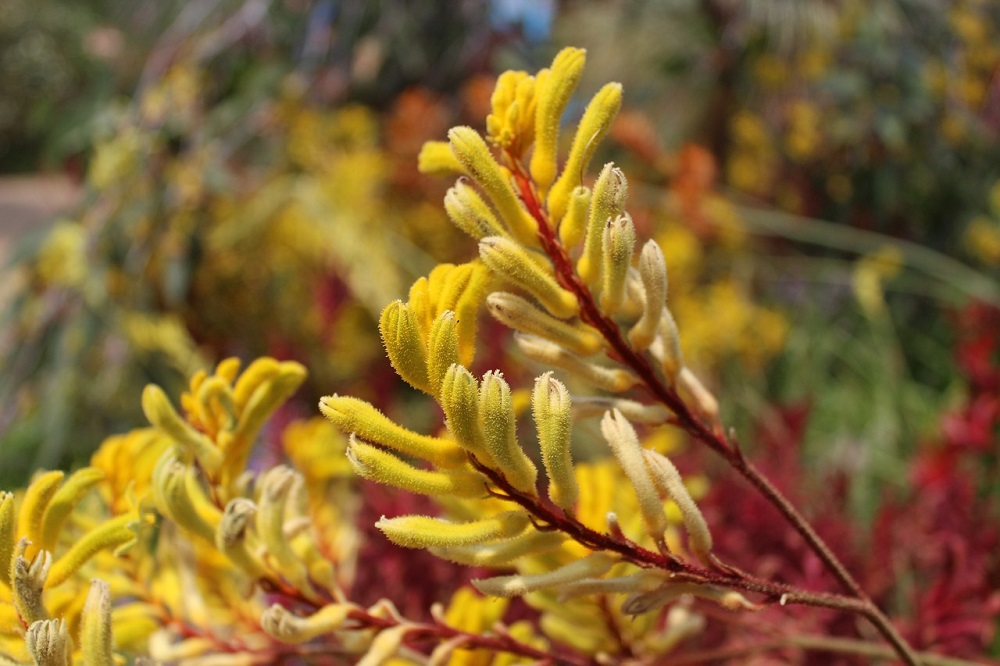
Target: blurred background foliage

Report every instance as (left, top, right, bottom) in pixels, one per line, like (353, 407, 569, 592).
(0, 0, 998, 536)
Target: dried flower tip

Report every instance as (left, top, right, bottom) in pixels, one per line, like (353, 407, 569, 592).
(319, 395, 465, 468)
(376, 511, 530, 550)
(677, 367, 719, 425)
(578, 164, 628, 285)
(142, 384, 222, 474)
(531, 372, 578, 510)
(348, 436, 483, 498)
(473, 552, 616, 598)
(379, 300, 432, 394)
(418, 140, 464, 176)
(26, 618, 72, 666)
(487, 291, 603, 356)
(479, 371, 538, 496)
(548, 83, 623, 223)
(517, 333, 638, 393)
(13, 540, 51, 624)
(600, 214, 637, 315)
(559, 185, 592, 248)
(479, 237, 578, 320)
(261, 602, 353, 644)
(444, 181, 509, 240)
(600, 410, 670, 543)
(448, 126, 537, 246)
(81, 579, 113, 666)
(427, 311, 460, 396)
(643, 450, 713, 565)
(571, 397, 670, 424)
(432, 530, 565, 566)
(629, 240, 668, 350)
(531, 47, 586, 195)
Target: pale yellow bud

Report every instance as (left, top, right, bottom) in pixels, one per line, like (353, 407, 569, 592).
(473, 552, 615, 598)
(578, 163, 627, 286)
(379, 300, 431, 394)
(0, 491, 14, 588)
(81, 579, 113, 666)
(486, 291, 603, 356)
(479, 371, 537, 495)
(479, 236, 578, 319)
(376, 511, 530, 549)
(432, 530, 565, 567)
(444, 181, 510, 240)
(216, 498, 265, 579)
(559, 185, 592, 248)
(26, 618, 72, 666)
(418, 140, 464, 176)
(438, 364, 493, 464)
(516, 333, 638, 393)
(677, 367, 719, 426)
(261, 602, 353, 644)
(629, 240, 668, 350)
(644, 450, 712, 565)
(142, 385, 222, 474)
(531, 372, 578, 510)
(347, 436, 483, 498)
(427, 311, 460, 396)
(600, 214, 636, 315)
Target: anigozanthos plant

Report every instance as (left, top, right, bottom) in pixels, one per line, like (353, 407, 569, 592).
(324, 46, 923, 666)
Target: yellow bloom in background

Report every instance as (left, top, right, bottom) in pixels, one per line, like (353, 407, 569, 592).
(965, 215, 1000, 266)
(852, 245, 904, 318)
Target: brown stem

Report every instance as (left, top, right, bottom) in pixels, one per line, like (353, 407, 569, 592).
(507, 162, 920, 666)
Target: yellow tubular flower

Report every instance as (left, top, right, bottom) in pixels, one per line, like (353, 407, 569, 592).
(357, 624, 409, 666)
(418, 140, 465, 176)
(256, 467, 314, 599)
(578, 164, 628, 287)
(478, 236, 578, 319)
(46, 512, 137, 588)
(439, 364, 492, 465)
(379, 300, 432, 394)
(347, 437, 483, 498)
(433, 530, 566, 567)
(13, 541, 51, 624)
(473, 552, 616, 598)
(478, 371, 538, 496)
(216, 499, 266, 579)
(142, 385, 222, 474)
(25, 618, 71, 666)
(448, 127, 538, 246)
(80, 580, 113, 666)
(261, 602, 354, 644)
(319, 395, 465, 468)
(516, 333, 637, 393)
(444, 181, 511, 241)
(486, 292, 603, 356)
(487, 71, 537, 157)
(531, 47, 587, 195)
(0, 492, 16, 588)
(39, 468, 105, 553)
(600, 214, 637, 315)
(376, 511, 530, 549)
(531, 373, 578, 510)
(559, 185, 592, 248)
(643, 450, 712, 565)
(427, 311, 460, 397)
(629, 240, 668, 350)
(548, 83, 623, 223)
(17, 471, 64, 556)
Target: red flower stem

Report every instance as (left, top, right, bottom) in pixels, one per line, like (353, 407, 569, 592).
(508, 164, 919, 666)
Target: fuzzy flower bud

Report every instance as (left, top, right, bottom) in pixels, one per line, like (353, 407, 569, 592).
(531, 372, 578, 510)
(600, 214, 637, 315)
(578, 164, 627, 286)
(376, 511, 530, 549)
(487, 292, 603, 356)
(444, 181, 510, 240)
(531, 47, 586, 195)
(379, 300, 431, 394)
(516, 334, 637, 392)
(479, 371, 538, 495)
(629, 240, 668, 350)
(479, 236, 578, 320)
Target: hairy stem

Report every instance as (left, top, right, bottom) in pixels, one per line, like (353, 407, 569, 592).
(508, 164, 920, 666)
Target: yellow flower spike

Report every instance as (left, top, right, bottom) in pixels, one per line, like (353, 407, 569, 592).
(38, 468, 104, 553)
(448, 127, 537, 246)
(643, 450, 713, 566)
(80, 580, 113, 666)
(600, 214, 637, 316)
(348, 436, 483, 498)
(478, 371, 538, 496)
(376, 511, 530, 550)
(216, 499, 266, 579)
(46, 513, 138, 588)
(472, 551, 616, 598)
(17, 471, 64, 556)
(155, 460, 217, 543)
(435, 264, 475, 314)
(531, 47, 587, 195)
(256, 467, 314, 599)
(600, 410, 670, 545)
(444, 182, 512, 241)
(439, 364, 493, 465)
(532, 372, 578, 511)
(260, 602, 354, 644)
(548, 82, 623, 223)
(0, 491, 16, 587)
(432, 529, 566, 567)
(418, 140, 465, 176)
(629, 240, 668, 350)
(479, 237, 578, 320)
(651, 308, 684, 382)
(194, 375, 236, 433)
(319, 395, 465, 468)
(577, 163, 627, 285)
(677, 368, 719, 426)
(13, 541, 51, 624)
(25, 618, 71, 666)
(356, 624, 409, 666)
(516, 334, 638, 393)
(486, 292, 603, 357)
(379, 300, 432, 394)
(141, 385, 222, 474)
(427, 311, 460, 397)
(232, 358, 281, 413)
(558, 186, 592, 249)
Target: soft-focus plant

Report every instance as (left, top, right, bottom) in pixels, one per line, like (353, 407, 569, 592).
(2, 46, 996, 666)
